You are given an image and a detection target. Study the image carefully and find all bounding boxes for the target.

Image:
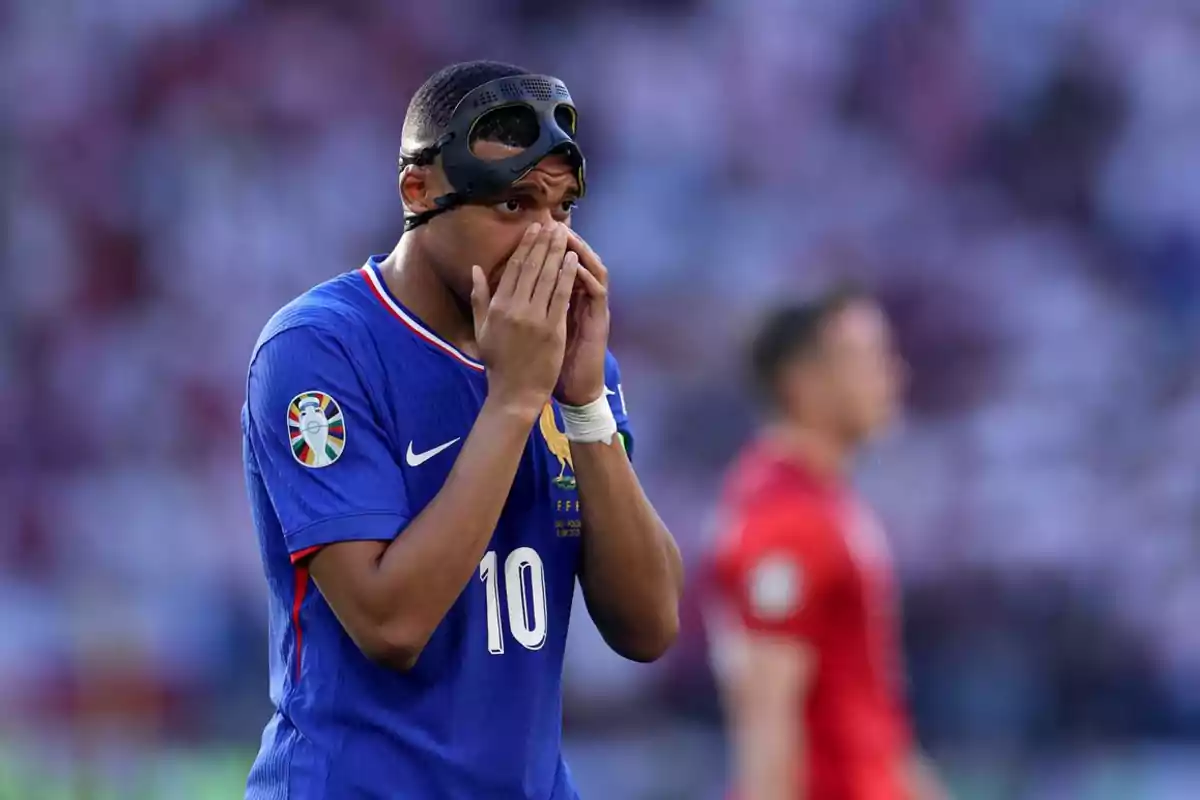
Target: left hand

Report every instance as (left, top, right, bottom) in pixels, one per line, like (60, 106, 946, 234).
(555, 229, 610, 406)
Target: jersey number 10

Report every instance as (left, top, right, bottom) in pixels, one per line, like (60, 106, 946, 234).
(479, 548, 548, 653)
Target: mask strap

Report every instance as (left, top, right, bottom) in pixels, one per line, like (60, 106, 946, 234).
(403, 193, 467, 231)
(400, 133, 460, 231)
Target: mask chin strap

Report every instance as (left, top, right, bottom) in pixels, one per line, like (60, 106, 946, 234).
(399, 135, 466, 232)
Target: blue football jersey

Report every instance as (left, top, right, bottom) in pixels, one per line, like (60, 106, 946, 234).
(242, 257, 633, 800)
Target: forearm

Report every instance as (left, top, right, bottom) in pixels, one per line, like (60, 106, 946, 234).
(739, 727, 803, 800)
(574, 436, 683, 661)
(368, 400, 535, 653)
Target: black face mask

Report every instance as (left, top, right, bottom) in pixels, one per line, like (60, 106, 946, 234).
(399, 74, 587, 231)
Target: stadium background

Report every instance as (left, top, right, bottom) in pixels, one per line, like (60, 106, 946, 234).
(2, 0, 1199, 797)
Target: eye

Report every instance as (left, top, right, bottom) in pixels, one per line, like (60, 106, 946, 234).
(495, 198, 524, 214)
(560, 199, 578, 214)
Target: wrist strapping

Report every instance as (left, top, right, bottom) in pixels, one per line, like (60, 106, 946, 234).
(559, 394, 618, 445)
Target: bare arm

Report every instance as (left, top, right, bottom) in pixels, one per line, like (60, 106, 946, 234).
(573, 437, 684, 662)
(310, 400, 536, 669)
(308, 222, 578, 670)
(559, 231, 682, 662)
(721, 633, 815, 800)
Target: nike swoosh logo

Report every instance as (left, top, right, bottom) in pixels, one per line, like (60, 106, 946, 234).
(604, 386, 616, 396)
(406, 437, 461, 467)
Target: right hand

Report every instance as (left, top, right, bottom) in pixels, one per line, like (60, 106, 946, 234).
(471, 222, 580, 419)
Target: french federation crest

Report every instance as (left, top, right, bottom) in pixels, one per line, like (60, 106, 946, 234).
(539, 403, 576, 490)
(287, 391, 345, 468)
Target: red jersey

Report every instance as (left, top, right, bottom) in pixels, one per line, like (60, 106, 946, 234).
(706, 440, 912, 800)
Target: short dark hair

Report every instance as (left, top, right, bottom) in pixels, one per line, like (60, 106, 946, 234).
(402, 60, 533, 153)
(750, 283, 871, 406)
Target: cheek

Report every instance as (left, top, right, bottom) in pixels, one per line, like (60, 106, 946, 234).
(867, 375, 898, 416)
(840, 371, 881, 417)
(442, 213, 507, 270)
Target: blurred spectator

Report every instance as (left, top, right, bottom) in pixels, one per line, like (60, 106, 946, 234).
(1, 0, 1198, 796)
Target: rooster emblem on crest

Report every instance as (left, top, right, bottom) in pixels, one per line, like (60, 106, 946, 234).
(539, 403, 576, 490)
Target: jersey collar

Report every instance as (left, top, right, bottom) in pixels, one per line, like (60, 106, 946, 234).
(360, 257, 485, 372)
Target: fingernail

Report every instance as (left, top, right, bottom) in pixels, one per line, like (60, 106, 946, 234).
(529, 223, 542, 234)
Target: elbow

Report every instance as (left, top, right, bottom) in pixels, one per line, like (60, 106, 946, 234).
(365, 641, 423, 672)
(356, 621, 430, 672)
(611, 604, 680, 664)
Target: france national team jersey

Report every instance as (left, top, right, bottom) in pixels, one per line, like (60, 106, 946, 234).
(241, 257, 632, 800)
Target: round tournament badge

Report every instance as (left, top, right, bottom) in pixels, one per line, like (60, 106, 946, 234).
(287, 391, 345, 468)
(748, 556, 803, 620)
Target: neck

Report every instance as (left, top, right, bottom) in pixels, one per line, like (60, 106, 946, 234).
(378, 235, 479, 358)
(763, 420, 854, 479)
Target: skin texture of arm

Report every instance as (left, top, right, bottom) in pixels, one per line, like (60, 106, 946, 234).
(572, 436, 684, 662)
(720, 632, 815, 800)
(308, 399, 540, 670)
(559, 229, 683, 662)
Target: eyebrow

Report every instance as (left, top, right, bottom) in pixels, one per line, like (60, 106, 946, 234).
(505, 183, 580, 201)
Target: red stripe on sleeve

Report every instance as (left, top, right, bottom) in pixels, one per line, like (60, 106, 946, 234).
(291, 545, 322, 564)
(292, 563, 311, 682)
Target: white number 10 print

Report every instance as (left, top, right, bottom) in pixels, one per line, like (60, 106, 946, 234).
(479, 547, 548, 654)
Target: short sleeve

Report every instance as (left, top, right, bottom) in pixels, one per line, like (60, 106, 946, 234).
(246, 325, 410, 558)
(603, 351, 634, 458)
(718, 499, 844, 640)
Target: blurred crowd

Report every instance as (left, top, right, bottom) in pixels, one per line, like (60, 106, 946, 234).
(2, 0, 1199, 794)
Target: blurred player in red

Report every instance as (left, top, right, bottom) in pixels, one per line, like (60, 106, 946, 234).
(704, 286, 948, 800)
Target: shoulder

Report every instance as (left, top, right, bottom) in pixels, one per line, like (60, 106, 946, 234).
(243, 271, 395, 427)
(719, 444, 817, 517)
(250, 270, 378, 368)
(717, 447, 840, 554)
(707, 457, 845, 624)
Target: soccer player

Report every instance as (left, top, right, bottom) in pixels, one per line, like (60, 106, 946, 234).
(241, 61, 683, 799)
(704, 288, 947, 800)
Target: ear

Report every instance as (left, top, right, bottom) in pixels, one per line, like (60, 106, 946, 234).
(399, 166, 435, 215)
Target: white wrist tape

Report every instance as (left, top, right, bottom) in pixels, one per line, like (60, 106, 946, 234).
(559, 394, 618, 444)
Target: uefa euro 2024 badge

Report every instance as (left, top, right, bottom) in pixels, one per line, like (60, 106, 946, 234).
(288, 390, 346, 468)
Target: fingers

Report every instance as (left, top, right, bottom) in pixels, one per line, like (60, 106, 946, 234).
(515, 224, 565, 300)
(566, 229, 608, 287)
(470, 265, 490, 333)
(574, 260, 608, 300)
(544, 223, 571, 282)
(531, 226, 571, 310)
(548, 252, 580, 321)
(495, 223, 544, 301)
